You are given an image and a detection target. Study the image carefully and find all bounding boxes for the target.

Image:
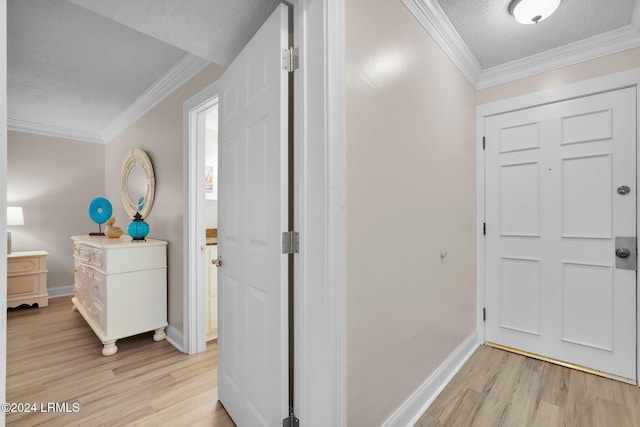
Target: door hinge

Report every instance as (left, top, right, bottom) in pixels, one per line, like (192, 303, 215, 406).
(482, 136, 485, 150)
(282, 231, 300, 254)
(483, 308, 486, 322)
(282, 47, 299, 72)
(283, 410, 299, 427)
(483, 222, 486, 235)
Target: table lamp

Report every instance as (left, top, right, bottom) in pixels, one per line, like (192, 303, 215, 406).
(7, 206, 24, 254)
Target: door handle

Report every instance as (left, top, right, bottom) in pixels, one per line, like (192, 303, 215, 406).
(616, 248, 631, 259)
(212, 256, 223, 267)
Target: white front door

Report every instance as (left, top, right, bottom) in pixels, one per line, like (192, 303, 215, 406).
(217, 4, 289, 425)
(485, 87, 637, 381)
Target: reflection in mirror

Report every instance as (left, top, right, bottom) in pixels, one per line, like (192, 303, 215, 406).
(121, 148, 155, 219)
(126, 164, 148, 211)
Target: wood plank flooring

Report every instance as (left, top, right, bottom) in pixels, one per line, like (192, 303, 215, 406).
(11, 298, 640, 426)
(417, 345, 640, 427)
(6, 297, 235, 426)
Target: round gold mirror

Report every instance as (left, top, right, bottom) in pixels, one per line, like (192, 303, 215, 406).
(121, 148, 155, 219)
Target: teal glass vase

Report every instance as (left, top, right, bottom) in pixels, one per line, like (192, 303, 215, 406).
(128, 212, 149, 241)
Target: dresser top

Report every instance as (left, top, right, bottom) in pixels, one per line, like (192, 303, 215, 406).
(8, 250, 48, 258)
(71, 235, 168, 248)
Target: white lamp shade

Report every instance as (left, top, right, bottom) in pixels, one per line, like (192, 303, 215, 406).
(7, 206, 25, 226)
(510, 0, 561, 25)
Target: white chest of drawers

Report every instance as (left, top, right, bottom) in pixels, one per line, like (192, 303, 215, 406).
(71, 235, 168, 356)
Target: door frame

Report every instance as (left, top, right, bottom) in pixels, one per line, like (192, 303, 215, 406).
(183, 90, 218, 355)
(476, 67, 640, 384)
(182, 0, 347, 425)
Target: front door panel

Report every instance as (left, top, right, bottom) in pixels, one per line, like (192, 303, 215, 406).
(485, 87, 637, 381)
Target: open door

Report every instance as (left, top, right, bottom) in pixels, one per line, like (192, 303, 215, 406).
(217, 4, 289, 425)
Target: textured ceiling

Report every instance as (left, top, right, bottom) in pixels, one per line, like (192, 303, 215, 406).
(8, 0, 186, 132)
(67, 0, 282, 66)
(436, 0, 638, 68)
(8, 0, 640, 141)
(8, 0, 280, 139)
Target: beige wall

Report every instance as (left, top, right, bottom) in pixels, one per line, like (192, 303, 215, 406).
(477, 47, 640, 104)
(104, 63, 224, 332)
(7, 131, 105, 290)
(346, 0, 477, 425)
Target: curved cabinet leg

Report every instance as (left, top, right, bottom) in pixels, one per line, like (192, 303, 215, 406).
(153, 328, 166, 342)
(102, 340, 118, 356)
(72, 304, 78, 312)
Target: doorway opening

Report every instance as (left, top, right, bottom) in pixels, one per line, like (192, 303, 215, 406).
(204, 105, 219, 343)
(184, 92, 219, 355)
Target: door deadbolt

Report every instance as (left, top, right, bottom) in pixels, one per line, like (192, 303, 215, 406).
(616, 248, 631, 259)
(615, 237, 636, 270)
(617, 185, 631, 195)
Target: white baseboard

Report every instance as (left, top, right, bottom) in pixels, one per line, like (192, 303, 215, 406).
(382, 332, 480, 427)
(48, 285, 74, 298)
(166, 325, 184, 353)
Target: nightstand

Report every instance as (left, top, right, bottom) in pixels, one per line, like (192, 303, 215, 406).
(7, 251, 49, 308)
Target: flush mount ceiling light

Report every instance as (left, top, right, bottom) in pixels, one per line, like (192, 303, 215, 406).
(509, 0, 561, 25)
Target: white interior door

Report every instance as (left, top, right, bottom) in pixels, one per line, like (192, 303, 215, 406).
(485, 87, 637, 381)
(217, 4, 289, 425)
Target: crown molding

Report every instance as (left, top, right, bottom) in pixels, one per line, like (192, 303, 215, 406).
(7, 119, 104, 144)
(402, 0, 640, 90)
(101, 53, 210, 142)
(401, 0, 481, 87)
(478, 23, 640, 89)
(8, 53, 210, 145)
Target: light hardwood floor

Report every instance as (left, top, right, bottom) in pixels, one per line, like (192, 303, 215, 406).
(417, 345, 640, 427)
(12, 299, 640, 427)
(6, 297, 235, 426)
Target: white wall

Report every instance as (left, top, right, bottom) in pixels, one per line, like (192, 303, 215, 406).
(7, 131, 104, 290)
(205, 128, 217, 229)
(346, 0, 477, 425)
(104, 64, 224, 332)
